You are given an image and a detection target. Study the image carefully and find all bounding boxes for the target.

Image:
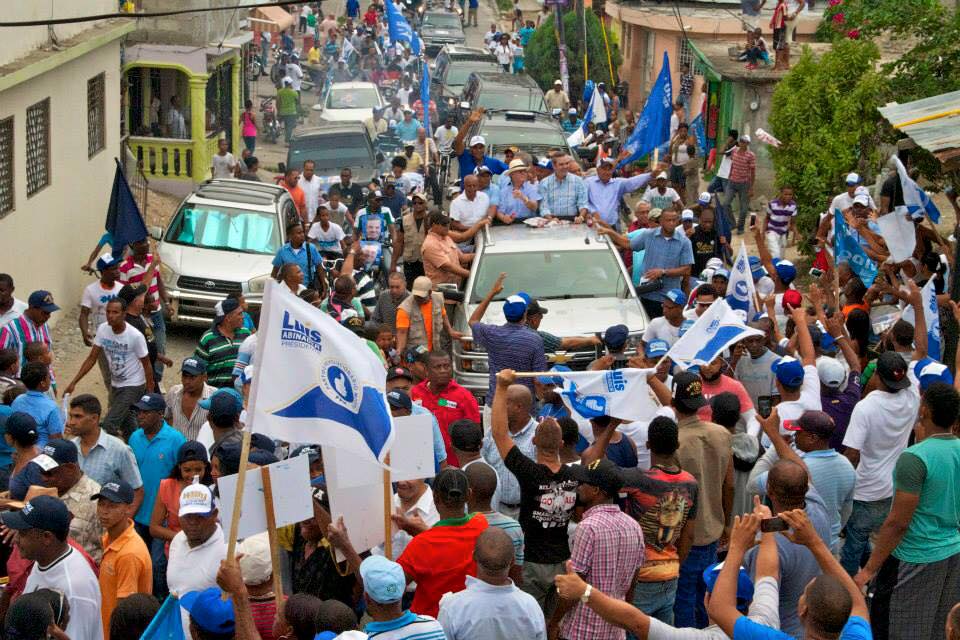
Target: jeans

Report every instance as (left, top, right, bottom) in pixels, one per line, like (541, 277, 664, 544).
(243, 135, 256, 153)
(135, 522, 169, 599)
(723, 180, 751, 232)
(283, 114, 298, 143)
(674, 542, 718, 628)
(151, 309, 166, 383)
(630, 578, 678, 634)
(840, 497, 892, 576)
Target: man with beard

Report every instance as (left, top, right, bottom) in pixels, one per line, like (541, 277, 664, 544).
(411, 352, 479, 466)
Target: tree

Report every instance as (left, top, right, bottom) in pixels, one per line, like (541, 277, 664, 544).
(524, 9, 622, 105)
(767, 39, 889, 251)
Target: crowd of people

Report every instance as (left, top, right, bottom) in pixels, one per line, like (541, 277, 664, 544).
(2, 0, 960, 639)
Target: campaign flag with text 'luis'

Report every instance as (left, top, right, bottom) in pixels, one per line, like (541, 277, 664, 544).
(902, 277, 942, 361)
(618, 52, 672, 169)
(249, 281, 395, 464)
(834, 208, 878, 287)
(553, 368, 659, 422)
(665, 298, 764, 366)
(725, 241, 758, 318)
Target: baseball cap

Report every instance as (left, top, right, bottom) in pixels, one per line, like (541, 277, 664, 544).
(33, 440, 78, 472)
(410, 191, 427, 202)
(91, 480, 135, 504)
(703, 562, 754, 602)
(698, 192, 712, 206)
(291, 445, 321, 463)
(411, 276, 432, 297)
(182, 357, 207, 376)
(181, 588, 236, 635)
(713, 268, 730, 281)
(237, 533, 272, 585)
(915, 357, 954, 392)
(572, 458, 623, 497)
(179, 480, 215, 517)
(672, 371, 707, 412)
(845, 172, 861, 185)
(748, 256, 765, 281)
(0, 495, 70, 538)
(133, 392, 166, 413)
(656, 171, 668, 180)
(96, 254, 119, 272)
(387, 389, 412, 412)
(282, 76, 293, 86)
(360, 556, 406, 604)
(27, 291, 59, 313)
(537, 364, 571, 386)
(740, 134, 752, 143)
(215, 297, 241, 324)
(5, 412, 38, 443)
(473, 165, 493, 175)
(387, 366, 414, 382)
(782, 289, 803, 310)
(681, 209, 695, 221)
(199, 388, 243, 419)
(645, 339, 670, 358)
(648, 208, 663, 221)
(404, 344, 429, 364)
(341, 313, 365, 335)
(568, 107, 578, 114)
(435, 467, 469, 502)
(176, 441, 209, 465)
(502, 294, 529, 322)
(603, 324, 629, 350)
(876, 351, 910, 390)
(663, 289, 686, 307)
(773, 259, 797, 285)
(783, 410, 836, 440)
(117, 284, 147, 306)
(527, 300, 549, 316)
(816, 357, 847, 389)
(554, 79, 562, 85)
(469, 135, 486, 147)
(250, 432, 275, 454)
(771, 355, 805, 388)
(852, 194, 871, 207)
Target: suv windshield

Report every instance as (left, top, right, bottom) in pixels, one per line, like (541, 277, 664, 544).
(165, 205, 281, 255)
(327, 86, 380, 110)
(446, 61, 500, 88)
(477, 89, 546, 112)
(470, 250, 626, 303)
(289, 134, 374, 171)
(481, 124, 567, 150)
(423, 13, 462, 28)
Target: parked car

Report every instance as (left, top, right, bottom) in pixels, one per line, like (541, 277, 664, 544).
(151, 180, 298, 326)
(418, 10, 466, 57)
(285, 123, 386, 191)
(311, 81, 384, 124)
(451, 225, 649, 400)
(474, 110, 574, 161)
(431, 46, 500, 120)
(457, 72, 548, 122)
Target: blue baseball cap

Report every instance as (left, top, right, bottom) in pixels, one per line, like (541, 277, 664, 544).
(27, 291, 59, 313)
(133, 392, 166, 413)
(773, 259, 797, 285)
(645, 339, 670, 358)
(748, 256, 765, 281)
(182, 357, 207, 376)
(91, 480, 136, 505)
(663, 288, 686, 307)
(772, 356, 805, 388)
(502, 294, 529, 322)
(538, 364, 571, 386)
(181, 588, 236, 635)
(603, 324, 629, 350)
(713, 268, 730, 281)
(0, 495, 70, 538)
(199, 388, 243, 419)
(95, 254, 119, 272)
(703, 562, 755, 604)
(359, 555, 406, 603)
(915, 357, 954, 392)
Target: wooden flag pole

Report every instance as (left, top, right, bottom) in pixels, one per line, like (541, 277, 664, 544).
(223, 429, 252, 600)
(383, 453, 393, 559)
(260, 465, 286, 616)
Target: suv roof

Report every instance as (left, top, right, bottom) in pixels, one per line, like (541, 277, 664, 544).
(470, 72, 541, 89)
(292, 122, 370, 139)
(192, 180, 288, 208)
(480, 225, 613, 254)
(439, 45, 494, 59)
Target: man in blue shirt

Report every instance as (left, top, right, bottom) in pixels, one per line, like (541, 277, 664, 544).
(10, 362, 63, 447)
(452, 109, 508, 184)
(495, 161, 541, 222)
(538, 156, 589, 221)
(600, 208, 694, 318)
(586, 158, 656, 228)
(271, 222, 322, 285)
(392, 109, 422, 142)
(518, 20, 535, 46)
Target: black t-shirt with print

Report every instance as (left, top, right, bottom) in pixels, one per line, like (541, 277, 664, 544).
(690, 226, 721, 274)
(504, 446, 580, 564)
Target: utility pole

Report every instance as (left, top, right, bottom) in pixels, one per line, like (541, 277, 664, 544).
(551, 0, 570, 95)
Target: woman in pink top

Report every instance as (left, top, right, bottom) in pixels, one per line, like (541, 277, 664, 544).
(149, 441, 212, 555)
(242, 99, 258, 153)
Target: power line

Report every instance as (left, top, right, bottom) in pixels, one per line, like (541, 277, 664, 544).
(0, 0, 301, 28)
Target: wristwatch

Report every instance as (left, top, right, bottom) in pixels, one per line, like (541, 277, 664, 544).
(580, 584, 593, 604)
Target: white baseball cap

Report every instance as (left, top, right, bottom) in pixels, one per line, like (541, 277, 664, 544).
(681, 209, 695, 221)
(656, 171, 668, 180)
(817, 357, 847, 390)
(852, 194, 870, 207)
(237, 533, 273, 585)
(469, 135, 486, 147)
(698, 192, 712, 205)
(845, 172, 861, 185)
(739, 134, 751, 143)
(178, 479, 215, 517)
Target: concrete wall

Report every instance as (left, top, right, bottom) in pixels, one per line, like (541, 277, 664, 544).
(0, 0, 116, 67)
(134, 0, 243, 46)
(728, 80, 778, 197)
(0, 41, 123, 326)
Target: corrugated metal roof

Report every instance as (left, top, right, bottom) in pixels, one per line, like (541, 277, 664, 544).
(879, 90, 960, 168)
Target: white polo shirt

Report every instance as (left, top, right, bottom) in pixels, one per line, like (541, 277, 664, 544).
(167, 524, 227, 639)
(24, 545, 102, 640)
(450, 191, 491, 228)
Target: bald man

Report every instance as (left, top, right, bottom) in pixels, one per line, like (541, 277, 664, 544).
(481, 384, 537, 518)
(466, 461, 524, 584)
(438, 527, 547, 639)
(489, 369, 581, 615)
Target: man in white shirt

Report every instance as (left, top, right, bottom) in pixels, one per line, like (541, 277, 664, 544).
(298, 160, 325, 222)
(765, 309, 820, 446)
(166, 95, 187, 139)
(2, 496, 103, 640)
(210, 138, 238, 179)
(434, 114, 459, 153)
(375, 479, 439, 561)
(167, 481, 227, 640)
(642, 288, 685, 348)
(0, 274, 27, 327)
(450, 175, 491, 250)
(286, 54, 304, 92)
(829, 173, 862, 214)
(642, 173, 683, 211)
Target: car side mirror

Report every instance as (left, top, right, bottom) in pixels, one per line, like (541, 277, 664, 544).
(148, 226, 163, 241)
(278, 162, 287, 174)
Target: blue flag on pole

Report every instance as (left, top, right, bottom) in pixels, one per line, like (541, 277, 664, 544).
(140, 594, 184, 640)
(834, 208, 878, 287)
(618, 52, 673, 169)
(384, 0, 413, 45)
(105, 159, 147, 254)
(420, 61, 431, 136)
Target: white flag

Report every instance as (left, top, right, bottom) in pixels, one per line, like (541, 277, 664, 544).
(248, 281, 395, 464)
(875, 210, 916, 263)
(725, 241, 758, 318)
(553, 368, 660, 422)
(665, 298, 764, 366)
(901, 277, 942, 361)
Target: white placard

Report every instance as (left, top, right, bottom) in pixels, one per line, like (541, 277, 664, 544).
(217, 454, 313, 540)
(324, 444, 386, 560)
(329, 414, 436, 489)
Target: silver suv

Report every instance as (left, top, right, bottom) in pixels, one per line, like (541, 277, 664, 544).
(150, 180, 298, 326)
(451, 225, 649, 400)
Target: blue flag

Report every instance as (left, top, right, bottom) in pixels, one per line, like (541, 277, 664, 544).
(384, 0, 413, 45)
(140, 594, 183, 640)
(105, 159, 147, 253)
(834, 208, 878, 287)
(618, 52, 673, 169)
(420, 61, 431, 136)
(690, 112, 706, 152)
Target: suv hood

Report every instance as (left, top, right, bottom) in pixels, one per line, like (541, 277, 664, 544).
(315, 108, 374, 123)
(463, 297, 648, 336)
(158, 243, 275, 285)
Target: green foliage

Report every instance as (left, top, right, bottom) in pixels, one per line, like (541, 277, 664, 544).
(816, 0, 940, 40)
(767, 39, 889, 253)
(524, 9, 622, 102)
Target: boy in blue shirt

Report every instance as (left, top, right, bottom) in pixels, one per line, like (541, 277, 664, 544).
(10, 362, 63, 447)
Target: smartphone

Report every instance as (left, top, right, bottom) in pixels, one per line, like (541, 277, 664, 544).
(749, 212, 757, 229)
(809, 267, 824, 278)
(760, 517, 789, 533)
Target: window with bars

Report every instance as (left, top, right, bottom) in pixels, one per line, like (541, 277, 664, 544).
(678, 38, 703, 76)
(0, 117, 12, 216)
(25, 98, 50, 197)
(88, 73, 106, 158)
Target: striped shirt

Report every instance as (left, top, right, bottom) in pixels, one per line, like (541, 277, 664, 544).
(0, 314, 53, 375)
(364, 610, 447, 639)
(728, 148, 756, 184)
(195, 326, 252, 388)
(766, 199, 798, 235)
(164, 383, 215, 440)
(483, 510, 525, 565)
(538, 173, 589, 218)
(470, 322, 547, 401)
(119, 255, 160, 303)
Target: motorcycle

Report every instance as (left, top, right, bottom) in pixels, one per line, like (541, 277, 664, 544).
(260, 97, 280, 144)
(246, 47, 263, 82)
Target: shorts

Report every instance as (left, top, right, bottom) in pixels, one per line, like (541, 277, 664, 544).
(773, 27, 787, 50)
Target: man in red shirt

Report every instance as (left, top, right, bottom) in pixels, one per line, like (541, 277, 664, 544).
(411, 352, 480, 466)
(279, 168, 307, 223)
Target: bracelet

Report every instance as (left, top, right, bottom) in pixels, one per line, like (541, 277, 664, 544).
(580, 583, 593, 604)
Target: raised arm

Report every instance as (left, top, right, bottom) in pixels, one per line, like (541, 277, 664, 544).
(904, 280, 926, 362)
(789, 306, 816, 367)
(452, 108, 485, 156)
(468, 272, 506, 326)
(708, 513, 766, 636)
(492, 369, 517, 460)
(555, 561, 652, 639)
(824, 311, 861, 375)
